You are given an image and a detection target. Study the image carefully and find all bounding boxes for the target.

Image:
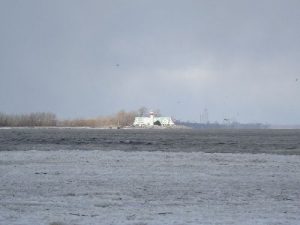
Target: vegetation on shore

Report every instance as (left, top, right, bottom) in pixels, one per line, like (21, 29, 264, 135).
(0, 110, 138, 128)
(0, 107, 160, 128)
(0, 112, 57, 127)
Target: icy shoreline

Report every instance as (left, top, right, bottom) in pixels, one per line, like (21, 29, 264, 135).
(1, 150, 300, 225)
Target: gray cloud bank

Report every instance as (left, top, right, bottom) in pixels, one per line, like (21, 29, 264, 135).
(1, 0, 300, 124)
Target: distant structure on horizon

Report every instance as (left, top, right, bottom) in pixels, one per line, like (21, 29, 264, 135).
(133, 112, 175, 127)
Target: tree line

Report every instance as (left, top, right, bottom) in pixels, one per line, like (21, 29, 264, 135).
(0, 107, 156, 127)
(0, 112, 57, 127)
(57, 110, 137, 128)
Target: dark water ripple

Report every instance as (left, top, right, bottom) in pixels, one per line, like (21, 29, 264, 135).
(1, 128, 300, 155)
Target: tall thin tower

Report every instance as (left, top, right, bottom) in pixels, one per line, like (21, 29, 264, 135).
(204, 108, 209, 123)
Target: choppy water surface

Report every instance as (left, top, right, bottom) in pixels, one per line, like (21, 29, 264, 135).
(1, 128, 300, 155)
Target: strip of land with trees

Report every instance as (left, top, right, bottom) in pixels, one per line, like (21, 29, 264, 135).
(0, 107, 154, 128)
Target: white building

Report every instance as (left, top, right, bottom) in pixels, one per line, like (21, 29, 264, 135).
(133, 112, 175, 127)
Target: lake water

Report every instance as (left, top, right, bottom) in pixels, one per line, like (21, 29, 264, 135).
(1, 128, 300, 155)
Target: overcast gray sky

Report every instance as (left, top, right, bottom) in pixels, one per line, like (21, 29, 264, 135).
(1, 0, 300, 124)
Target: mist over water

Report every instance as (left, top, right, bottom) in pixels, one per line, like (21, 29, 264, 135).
(1, 128, 300, 155)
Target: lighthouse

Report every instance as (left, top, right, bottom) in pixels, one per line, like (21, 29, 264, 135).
(133, 111, 175, 127)
(149, 112, 155, 126)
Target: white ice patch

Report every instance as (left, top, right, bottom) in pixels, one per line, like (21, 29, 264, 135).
(0, 150, 300, 225)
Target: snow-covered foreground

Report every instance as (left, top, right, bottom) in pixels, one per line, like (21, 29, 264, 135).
(0, 150, 299, 225)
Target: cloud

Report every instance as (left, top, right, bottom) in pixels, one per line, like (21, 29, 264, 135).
(0, 0, 300, 123)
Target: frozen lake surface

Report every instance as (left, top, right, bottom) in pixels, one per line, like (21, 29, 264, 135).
(0, 129, 300, 224)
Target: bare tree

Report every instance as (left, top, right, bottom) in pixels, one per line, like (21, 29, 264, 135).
(0, 109, 139, 128)
(153, 109, 161, 117)
(138, 106, 148, 117)
(0, 112, 57, 127)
